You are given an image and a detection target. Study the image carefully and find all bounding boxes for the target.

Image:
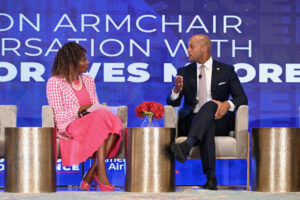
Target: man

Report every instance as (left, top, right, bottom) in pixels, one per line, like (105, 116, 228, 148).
(166, 34, 248, 190)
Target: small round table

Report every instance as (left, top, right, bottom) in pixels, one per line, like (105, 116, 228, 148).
(5, 127, 56, 193)
(252, 128, 300, 192)
(125, 127, 176, 192)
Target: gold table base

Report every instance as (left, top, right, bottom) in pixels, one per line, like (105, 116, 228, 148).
(5, 127, 56, 193)
(125, 127, 175, 192)
(252, 128, 300, 192)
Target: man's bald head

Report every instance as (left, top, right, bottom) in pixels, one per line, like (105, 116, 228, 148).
(188, 34, 211, 64)
(191, 34, 211, 49)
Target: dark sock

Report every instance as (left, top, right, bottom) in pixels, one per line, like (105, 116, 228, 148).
(186, 137, 197, 148)
(207, 171, 216, 179)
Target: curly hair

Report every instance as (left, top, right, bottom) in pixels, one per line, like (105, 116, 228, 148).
(52, 42, 87, 83)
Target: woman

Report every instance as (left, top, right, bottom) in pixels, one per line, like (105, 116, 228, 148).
(46, 42, 122, 191)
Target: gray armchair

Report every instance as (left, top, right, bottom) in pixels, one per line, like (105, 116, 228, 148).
(42, 105, 127, 158)
(164, 105, 249, 189)
(0, 105, 17, 157)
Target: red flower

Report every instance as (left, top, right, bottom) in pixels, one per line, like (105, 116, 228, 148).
(135, 101, 164, 120)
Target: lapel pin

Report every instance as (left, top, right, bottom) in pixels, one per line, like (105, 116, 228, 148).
(217, 67, 220, 71)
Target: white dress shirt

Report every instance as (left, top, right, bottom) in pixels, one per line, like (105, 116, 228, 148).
(170, 57, 235, 113)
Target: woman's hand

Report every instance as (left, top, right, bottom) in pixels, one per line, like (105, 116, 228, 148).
(78, 104, 92, 114)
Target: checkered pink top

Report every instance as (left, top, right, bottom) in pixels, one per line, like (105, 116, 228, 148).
(46, 74, 99, 140)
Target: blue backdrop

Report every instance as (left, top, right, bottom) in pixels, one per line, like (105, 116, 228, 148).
(1, 0, 300, 128)
(1, 0, 299, 187)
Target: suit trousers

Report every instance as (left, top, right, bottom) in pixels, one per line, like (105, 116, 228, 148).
(187, 101, 230, 177)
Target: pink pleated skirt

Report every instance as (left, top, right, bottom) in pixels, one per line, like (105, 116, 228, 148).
(60, 109, 123, 167)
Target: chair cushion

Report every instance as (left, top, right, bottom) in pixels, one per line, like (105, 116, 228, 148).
(176, 136, 238, 158)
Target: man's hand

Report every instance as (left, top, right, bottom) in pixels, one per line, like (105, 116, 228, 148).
(211, 100, 230, 119)
(173, 75, 183, 93)
(78, 104, 92, 114)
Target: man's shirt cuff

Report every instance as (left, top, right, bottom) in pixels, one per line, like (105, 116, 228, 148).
(170, 88, 180, 100)
(228, 100, 235, 111)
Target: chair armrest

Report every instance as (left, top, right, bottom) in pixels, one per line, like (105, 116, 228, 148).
(0, 105, 17, 157)
(0, 105, 17, 140)
(112, 106, 127, 158)
(164, 105, 180, 137)
(42, 105, 55, 127)
(0, 105, 17, 125)
(164, 105, 176, 128)
(116, 106, 127, 129)
(235, 105, 249, 157)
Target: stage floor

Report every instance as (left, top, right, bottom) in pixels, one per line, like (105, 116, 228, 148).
(1, 187, 300, 200)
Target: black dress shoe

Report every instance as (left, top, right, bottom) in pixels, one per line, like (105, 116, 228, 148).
(203, 177, 218, 190)
(170, 142, 191, 163)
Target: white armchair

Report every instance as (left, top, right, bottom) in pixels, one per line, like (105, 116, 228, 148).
(42, 105, 127, 158)
(164, 105, 250, 189)
(0, 105, 17, 157)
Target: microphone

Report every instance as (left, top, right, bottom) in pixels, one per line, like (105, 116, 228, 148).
(199, 74, 202, 79)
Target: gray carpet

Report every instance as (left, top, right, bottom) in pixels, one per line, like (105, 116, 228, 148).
(1, 189, 300, 200)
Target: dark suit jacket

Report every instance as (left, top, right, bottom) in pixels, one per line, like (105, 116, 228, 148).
(166, 60, 248, 136)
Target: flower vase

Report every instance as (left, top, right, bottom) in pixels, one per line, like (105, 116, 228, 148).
(141, 114, 154, 127)
(141, 112, 160, 127)
(151, 118, 159, 127)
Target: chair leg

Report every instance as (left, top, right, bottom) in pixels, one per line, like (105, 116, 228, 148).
(246, 133, 250, 190)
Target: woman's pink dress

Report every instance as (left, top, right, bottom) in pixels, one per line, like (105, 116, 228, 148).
(59, 80, 122, 166)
